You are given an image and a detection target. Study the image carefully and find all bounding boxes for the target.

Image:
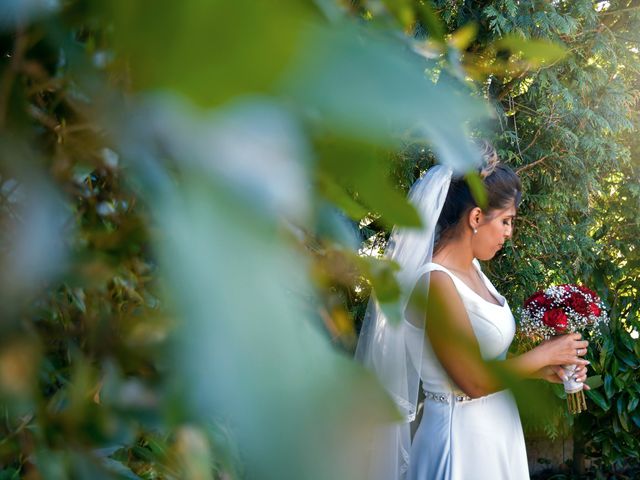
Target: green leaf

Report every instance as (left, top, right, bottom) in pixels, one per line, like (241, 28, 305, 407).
(617, 349, 638, 369)
(107, 0, 314, 107)
(586, 389, 610, 411)
(146, 436, 169, 458)
(316, 173, 369, 221)
(283, 25, 487, 173)
(0, 468, 20, 480)
(68, 288, 87, 313)
(585, 374, 603, 389)
(150, 176, 398, 478)
(602, 332, 615, 356)
(449, 23, 478, 51)
(380, 0, 415, 30)
(359, 177, 422, 229)
(337, 249, 404, 325)
(358, 256, 402, 305)
(494, 35, 567, 65)
(612, 357, 620, 375)
(315, 136, 421, 228)
(465, 172, 488, 209)
(0, 1, 59, 30)
(619, 329, 635, 350)
(98, 458, 142, 480)
(618, 408, 630, 432)
(604, 374, 615, 398)
(315, 203, 361, 250)
(614, 371, 630, 390)
(414, 0, 446, 42)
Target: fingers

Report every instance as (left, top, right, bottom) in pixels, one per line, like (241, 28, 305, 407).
(551, 365, 568, 382)
(548, 363, 592, 390)
(545, 334, 591, 366)
(572, 340, 589, 357)
(575, 364, 591, 391)
(573, 365, 588, 382)
(574, 365, 588, 376)
(571, 339, 588, 352)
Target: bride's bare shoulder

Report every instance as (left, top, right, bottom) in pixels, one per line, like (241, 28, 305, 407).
(428, 270, 459, 298)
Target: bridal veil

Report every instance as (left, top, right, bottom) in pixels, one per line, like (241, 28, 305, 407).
(355, 165, 453, 480)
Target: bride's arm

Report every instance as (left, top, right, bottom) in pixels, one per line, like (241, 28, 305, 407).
(426, 272, 590, 398)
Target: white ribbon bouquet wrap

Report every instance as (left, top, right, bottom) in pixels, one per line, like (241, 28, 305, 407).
(562, 364, 586, 412)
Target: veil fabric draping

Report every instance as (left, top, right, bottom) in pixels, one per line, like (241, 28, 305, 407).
(355, 165, 453, 480)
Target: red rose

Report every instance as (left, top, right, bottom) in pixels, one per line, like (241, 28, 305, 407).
(543, 308, 568, 333)
(524, 290, 550, 310)
(567, 292, 589, 315)
(524, 291, 541, 307)
(576, 285, 597, 298)
(589, 303, 601, 317)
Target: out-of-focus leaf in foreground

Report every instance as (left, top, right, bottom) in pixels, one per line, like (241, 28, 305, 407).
(105, 0, 317, 107)
(494, 35, 567, 67)
(314, 136, 422, 228)
(282, 24, 489, 174)
(0, 0, 59, 30)
(0, 158, 70, 319)
(115, 98, 399, 479)
(125, 95, 311, 222)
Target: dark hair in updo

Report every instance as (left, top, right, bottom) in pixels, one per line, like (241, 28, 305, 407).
(434, 142, 522, 251)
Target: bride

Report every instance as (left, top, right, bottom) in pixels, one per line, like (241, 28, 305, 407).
(356, 142, 591, 480)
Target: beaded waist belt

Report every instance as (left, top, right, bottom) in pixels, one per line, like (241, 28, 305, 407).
(424, 390, 473, 403)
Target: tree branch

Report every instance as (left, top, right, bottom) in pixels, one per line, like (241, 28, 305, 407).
(516, 154, 553, 174)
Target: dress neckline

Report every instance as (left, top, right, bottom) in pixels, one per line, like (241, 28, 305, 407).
(428, 260, 506, 308)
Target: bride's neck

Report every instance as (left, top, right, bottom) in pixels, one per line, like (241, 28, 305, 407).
(433, 237, 475, 273)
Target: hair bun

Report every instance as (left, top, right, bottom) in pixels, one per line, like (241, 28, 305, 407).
(477, 140, 500, 179)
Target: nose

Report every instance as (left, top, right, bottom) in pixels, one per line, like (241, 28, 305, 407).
(505, 225, 513, 239)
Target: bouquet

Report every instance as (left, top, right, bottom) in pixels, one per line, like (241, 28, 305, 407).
(519, 284, 608, 414)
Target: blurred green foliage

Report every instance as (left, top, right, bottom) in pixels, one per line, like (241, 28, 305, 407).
(0, 0, 638, 479)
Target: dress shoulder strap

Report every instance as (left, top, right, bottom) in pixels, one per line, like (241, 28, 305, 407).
(421, 262, 454, 276)
(422, 260, 483, 281)
(419, 262, 466, 288)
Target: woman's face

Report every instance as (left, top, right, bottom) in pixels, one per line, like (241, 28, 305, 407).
(472, 203, 516, 261)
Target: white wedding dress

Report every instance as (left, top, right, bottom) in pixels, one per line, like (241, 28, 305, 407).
(404, 259, 529, 480)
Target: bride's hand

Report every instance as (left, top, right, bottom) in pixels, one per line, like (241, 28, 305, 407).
(536, 365, 562, 384)
(572, 364, 590, 390)
(537, 365, 591, 390)
(537, 333, 590, 367)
